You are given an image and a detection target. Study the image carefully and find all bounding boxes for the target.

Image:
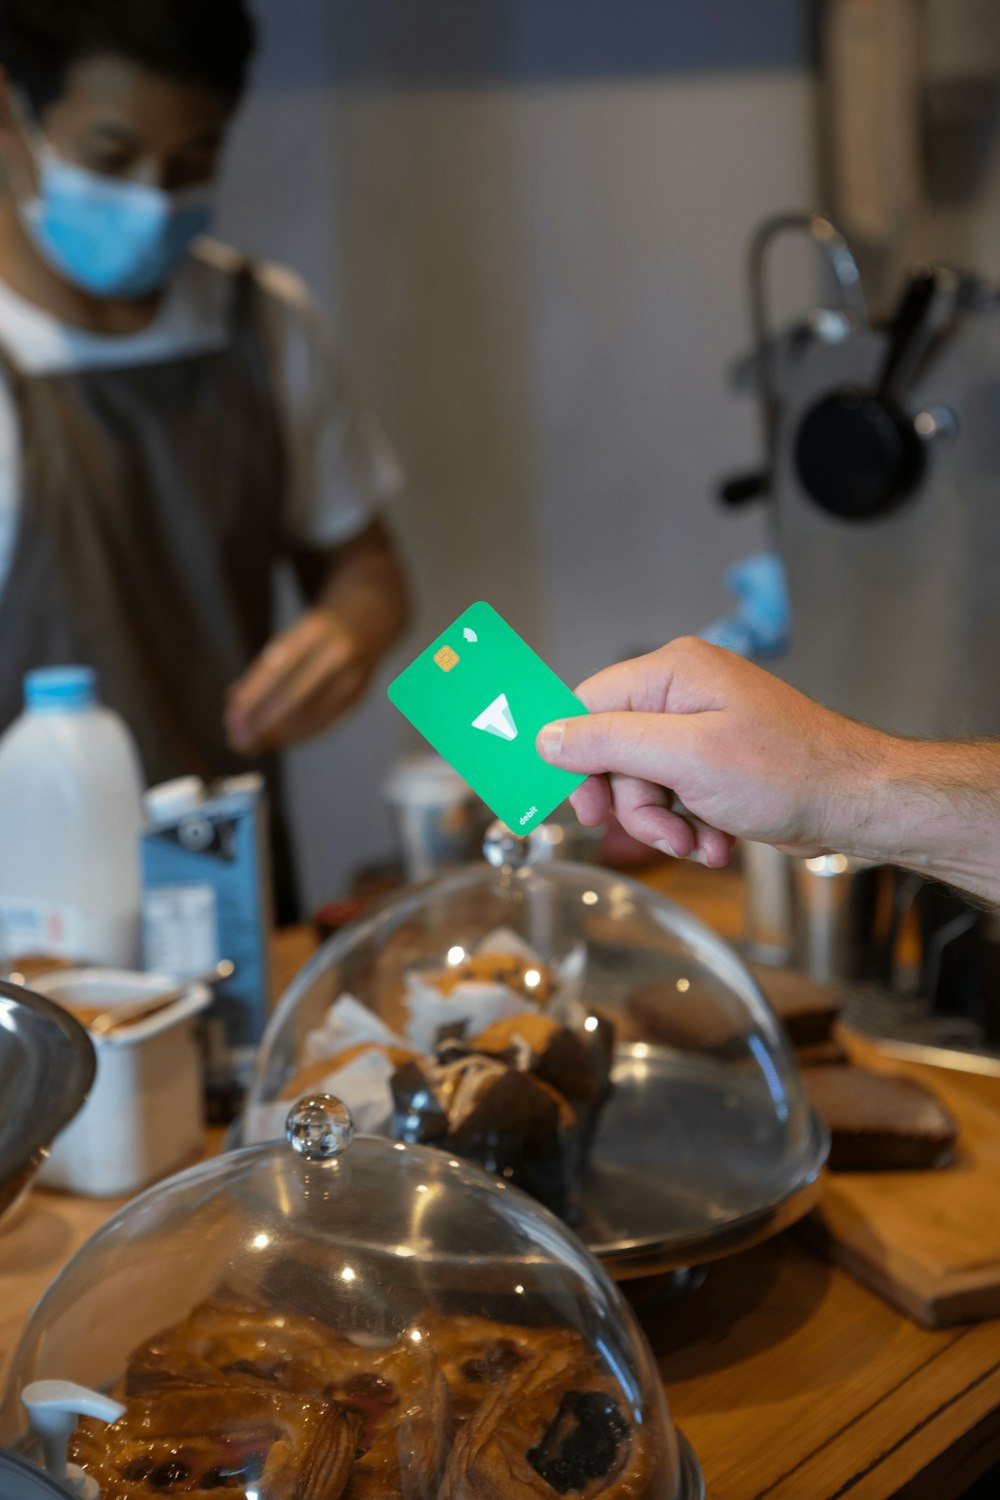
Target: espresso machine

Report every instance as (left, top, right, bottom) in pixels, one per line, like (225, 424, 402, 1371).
(724, 212, 1000, 1054)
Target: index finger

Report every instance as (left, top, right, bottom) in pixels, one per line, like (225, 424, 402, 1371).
(538, 709, 704, 788)
(574, 638, 726, 716)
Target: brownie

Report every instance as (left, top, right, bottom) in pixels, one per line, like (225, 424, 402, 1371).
(803, 1064, 959, 1171)
(625, 981, 738, 1053)
(794, 1038, 850, 1068)
(749, 964, 841, 1046)
(627, 964, 842, 1058)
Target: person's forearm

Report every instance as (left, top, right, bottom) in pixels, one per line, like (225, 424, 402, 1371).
(307, 520, 410, 663)
(228, 520, 410, 752)
(852, 736, 1000, 904)
(533, 639, 1000, 901)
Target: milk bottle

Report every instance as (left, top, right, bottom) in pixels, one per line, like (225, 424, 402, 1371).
(0, 667, 145, 966)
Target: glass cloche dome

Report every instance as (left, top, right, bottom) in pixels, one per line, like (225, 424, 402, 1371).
(1, 1096, 702, 1499)
(244, 827, 828, 1277)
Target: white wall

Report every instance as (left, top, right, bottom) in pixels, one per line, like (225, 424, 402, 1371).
(216, 46, 816, 906)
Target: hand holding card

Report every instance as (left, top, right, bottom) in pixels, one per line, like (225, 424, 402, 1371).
(388, 602, 588, 835)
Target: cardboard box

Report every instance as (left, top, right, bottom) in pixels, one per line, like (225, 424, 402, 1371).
(141, 774, 271, 1112)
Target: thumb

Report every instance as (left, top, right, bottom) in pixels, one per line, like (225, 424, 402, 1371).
(537, 709, 697, 787)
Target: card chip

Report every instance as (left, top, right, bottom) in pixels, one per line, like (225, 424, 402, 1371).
(434, 645, 460, 672)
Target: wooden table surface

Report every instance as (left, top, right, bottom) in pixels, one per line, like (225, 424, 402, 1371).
(2, 863, 999, 1500)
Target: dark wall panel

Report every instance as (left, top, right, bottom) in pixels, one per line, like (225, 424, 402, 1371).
(254, 0, 815, 89)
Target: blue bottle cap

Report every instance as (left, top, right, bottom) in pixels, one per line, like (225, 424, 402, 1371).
(24, 666, 98, 714)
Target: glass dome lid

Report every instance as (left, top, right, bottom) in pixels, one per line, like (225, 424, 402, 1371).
(244, 827, 828, 1275)
(1, 1097, 702, 1500)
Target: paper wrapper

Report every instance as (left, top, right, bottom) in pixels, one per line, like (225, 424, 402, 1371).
(245, 1025, 402, 1145)
(301, 994, 406, 1067)
(404, 929, 585, 1052)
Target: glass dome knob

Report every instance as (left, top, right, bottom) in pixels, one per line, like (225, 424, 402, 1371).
(285, 1095, 354, 1161)
(483, 819, 531, 869)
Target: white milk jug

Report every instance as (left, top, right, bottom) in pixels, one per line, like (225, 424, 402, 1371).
(0, 667, 146, 966)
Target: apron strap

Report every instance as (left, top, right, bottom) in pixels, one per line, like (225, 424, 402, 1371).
(0, 318, 32, 416)
(230, 258, 260, 328)
(228, 258, 286, 393)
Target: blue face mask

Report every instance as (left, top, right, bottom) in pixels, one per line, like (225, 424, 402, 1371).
(19, 148, 214, 298)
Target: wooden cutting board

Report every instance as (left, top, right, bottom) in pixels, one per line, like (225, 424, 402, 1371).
(801, 1031, 1000, 1328)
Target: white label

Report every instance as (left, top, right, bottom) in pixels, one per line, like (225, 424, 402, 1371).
(0, 899, 82, 958)
(142, 885, 218, 977)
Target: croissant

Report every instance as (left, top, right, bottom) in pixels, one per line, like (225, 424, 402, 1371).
(73, 1293, 660, 1499)
(123, 1293, 448, 1499)
(418, 1313, 583, 1425)
(312, 1327, 450, 1499)
(438, 1343, 663, 1499)
(125, 1292, 356, 1395)
(71, 1383, 359, 1500)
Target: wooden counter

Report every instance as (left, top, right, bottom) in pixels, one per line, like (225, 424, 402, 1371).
(2, 864, 999, 1499)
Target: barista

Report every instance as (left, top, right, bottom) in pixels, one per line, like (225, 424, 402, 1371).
(0, 0, 409, 917)
(537, 637, 1000, 907)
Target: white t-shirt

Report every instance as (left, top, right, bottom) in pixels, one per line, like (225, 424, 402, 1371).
(0, 238, 402, 594)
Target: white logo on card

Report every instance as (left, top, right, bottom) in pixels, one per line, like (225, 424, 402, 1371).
(472, 692, 518, 742)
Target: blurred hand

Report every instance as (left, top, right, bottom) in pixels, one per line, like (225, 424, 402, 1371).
(535, 637, 888, 867)
(226, 608, 374, 753)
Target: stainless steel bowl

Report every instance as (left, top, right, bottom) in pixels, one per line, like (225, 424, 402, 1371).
(0, 978, 95, 1227)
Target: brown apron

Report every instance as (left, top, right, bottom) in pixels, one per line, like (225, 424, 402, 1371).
(0, 264, 300, 918)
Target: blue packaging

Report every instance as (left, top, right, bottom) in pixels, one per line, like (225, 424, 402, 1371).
(140, 773, 272, 1109)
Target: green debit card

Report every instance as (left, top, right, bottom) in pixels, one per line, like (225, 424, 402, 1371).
(387, 601, 588, 836)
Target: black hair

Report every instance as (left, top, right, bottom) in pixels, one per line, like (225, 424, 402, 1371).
(0, 0, 257, 116)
